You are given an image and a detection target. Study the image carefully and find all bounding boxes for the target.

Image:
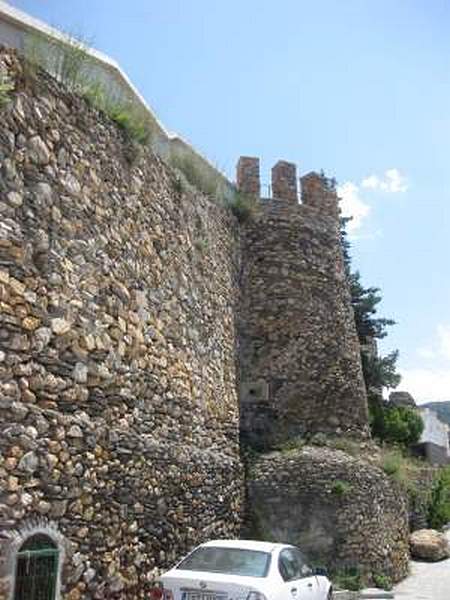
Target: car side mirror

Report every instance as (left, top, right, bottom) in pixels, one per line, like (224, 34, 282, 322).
(313, 567, 328, 577)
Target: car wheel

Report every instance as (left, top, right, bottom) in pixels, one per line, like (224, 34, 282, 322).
(327, 588, 333, 599)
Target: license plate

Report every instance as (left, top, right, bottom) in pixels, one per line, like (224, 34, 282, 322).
(182, 592, 227, 600)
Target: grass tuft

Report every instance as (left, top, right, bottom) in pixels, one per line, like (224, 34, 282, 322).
(228, 190, 257, 222)
(170, 152, 223, 199)
(331, 480, 352, 496)
(0, 72, 15, 108)
(24, 30, 154, 146)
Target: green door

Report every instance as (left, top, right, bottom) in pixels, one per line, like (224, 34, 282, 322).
(14, 535, 59, 600)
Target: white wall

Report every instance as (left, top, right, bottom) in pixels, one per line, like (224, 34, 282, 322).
(419, 408, 450, 453)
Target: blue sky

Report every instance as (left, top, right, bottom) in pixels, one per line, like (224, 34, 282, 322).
(9, 0, 450, 402)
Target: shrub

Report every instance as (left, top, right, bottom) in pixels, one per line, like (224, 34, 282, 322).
(372, 572, 393, 590)
(82, 81, 154, 145)
(331, 480, 352, 496)
(333, 566, 363, 591)
(228, 191, 257, 222)
(109, 102, 153, 145)
(370, 402, 424, 449)
(383, 406, 424, 447)
(428, 466, 450, 529)
(0, 73, 14, 108)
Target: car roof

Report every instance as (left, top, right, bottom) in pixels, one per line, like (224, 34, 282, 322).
(200, 539, 287, 553)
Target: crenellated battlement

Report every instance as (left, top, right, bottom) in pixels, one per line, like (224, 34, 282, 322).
(236, 156, 339, 218)
(272, 160, 298, 203)
(236, 156, 260, 198)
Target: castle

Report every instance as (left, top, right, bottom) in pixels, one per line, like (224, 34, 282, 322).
(0, 5, 411, 599)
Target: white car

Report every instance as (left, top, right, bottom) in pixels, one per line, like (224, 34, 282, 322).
(153, 539, 333, 600)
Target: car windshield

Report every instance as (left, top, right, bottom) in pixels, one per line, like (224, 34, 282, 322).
(177, 547, 271, 578)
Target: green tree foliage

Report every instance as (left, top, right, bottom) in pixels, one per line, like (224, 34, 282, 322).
(362, 351, 401, 391)
(383, 406, 424, 446)
(339, 217, 424, 447)
(340, 217, 400, 391)
(428, 467, 450, 529)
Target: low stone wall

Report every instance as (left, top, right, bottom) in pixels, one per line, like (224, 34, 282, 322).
(246, 446, 410, 583)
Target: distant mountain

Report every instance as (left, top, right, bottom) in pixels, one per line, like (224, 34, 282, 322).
(421, 401, 450, 426)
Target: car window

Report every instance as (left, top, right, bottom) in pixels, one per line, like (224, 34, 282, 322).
(177, 547, 271, 578)
(278, 548, 312, 581)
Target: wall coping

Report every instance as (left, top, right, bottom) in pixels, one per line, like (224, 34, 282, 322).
(0, 0, 233, 194)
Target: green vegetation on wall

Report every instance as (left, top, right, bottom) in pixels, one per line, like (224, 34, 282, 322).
(24, 30, 155, 145)
(22, 29, 255, 220)
(0, 72, 14, 108)
(170, 151, 256, 222)
(24, 29, 92, 91)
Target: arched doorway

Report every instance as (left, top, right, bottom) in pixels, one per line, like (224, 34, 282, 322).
(13, 534, 59, 600)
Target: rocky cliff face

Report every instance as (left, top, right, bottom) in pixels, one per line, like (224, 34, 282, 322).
(0, 49, 243, 599)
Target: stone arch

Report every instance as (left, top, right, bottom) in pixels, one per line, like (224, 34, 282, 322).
(0, 519, 67, 600)
(13, 533, 59, 600)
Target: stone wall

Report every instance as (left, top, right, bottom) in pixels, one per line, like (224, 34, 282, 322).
(0, 49, 243, 599)
(239, 174, 368, 447)
(246, 446, 410, 584)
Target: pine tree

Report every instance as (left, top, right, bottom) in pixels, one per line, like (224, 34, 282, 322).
(340, 216, 400, 391)
(338, 217, 425, 444)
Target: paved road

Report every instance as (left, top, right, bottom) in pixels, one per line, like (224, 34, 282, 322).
(393, 533, 450, 600)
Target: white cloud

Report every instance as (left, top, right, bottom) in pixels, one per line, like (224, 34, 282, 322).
(362, 168, 408, 193)
(438, 324, 450, 360)
(337, 181, 370, 232)
(417, 346, 436, 360)
(361, 174, 380, 190)
(400, 368, 450, 403)
(404, 323, 450, 402)
(337, 167, 408, 233)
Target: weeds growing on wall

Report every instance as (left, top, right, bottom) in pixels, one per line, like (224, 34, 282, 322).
(24, 30, 92, 91)
(331, 480, 352, 496)
(170, 153, 224, 199)
(170, 152, 257, 222)
(0, 73, 14, 108)
(24, 30, 154, 146)
(228, 191, 257, 222)
(83, 82, 153, 145)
